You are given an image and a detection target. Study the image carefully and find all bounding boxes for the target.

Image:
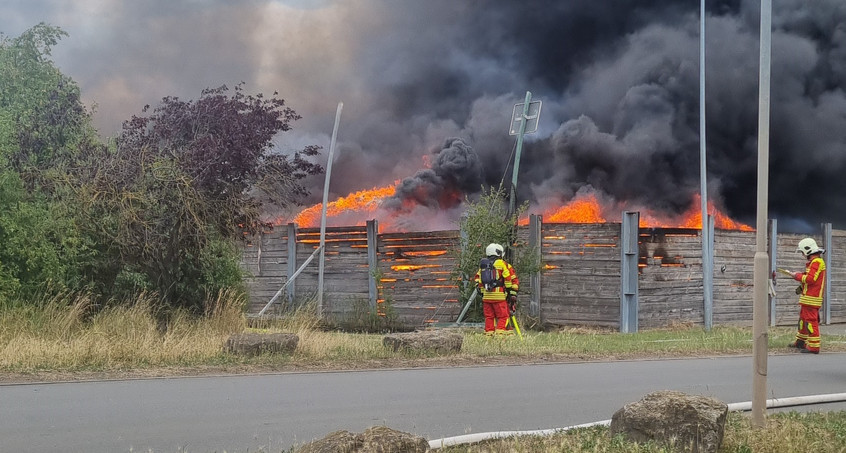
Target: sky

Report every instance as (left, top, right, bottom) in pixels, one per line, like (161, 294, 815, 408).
(2, 0, 846, 233)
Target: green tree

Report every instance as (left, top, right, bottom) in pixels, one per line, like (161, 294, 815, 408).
(451, 185, 541, 322)
(0, 23, 93, 183)
(0, 24, 97, 301)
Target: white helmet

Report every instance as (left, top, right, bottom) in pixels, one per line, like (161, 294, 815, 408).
(796, 237, 824, 257)
(485, 243, 504, 258)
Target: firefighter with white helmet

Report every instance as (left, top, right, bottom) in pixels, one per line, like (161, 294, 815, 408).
(788, 237, 826, 354)
(474, 243, 519, 335)
(485, 243, 504, 258)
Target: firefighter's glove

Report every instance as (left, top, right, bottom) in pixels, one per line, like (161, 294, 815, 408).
(507, 294, 518, 313)
(795, 285, 803, 295)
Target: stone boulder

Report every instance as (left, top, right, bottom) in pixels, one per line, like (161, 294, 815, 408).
(296, 426, 428, 453)
(382, 330, 463, 354)
(224, 332, 298, 356)
(609, 390, 728, 453)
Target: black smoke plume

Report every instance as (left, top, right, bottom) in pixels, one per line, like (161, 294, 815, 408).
(323, 0, 846, 232)
(8, 0, 846, 232)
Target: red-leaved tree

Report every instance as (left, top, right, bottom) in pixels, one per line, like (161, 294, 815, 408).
(79, 84, 322, 310)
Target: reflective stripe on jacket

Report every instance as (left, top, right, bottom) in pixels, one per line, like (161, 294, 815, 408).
(474, 258, 518, 302)
(795, 256, 826, 308)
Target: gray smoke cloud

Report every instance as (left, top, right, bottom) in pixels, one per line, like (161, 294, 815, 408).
(3, 0, 846, 232)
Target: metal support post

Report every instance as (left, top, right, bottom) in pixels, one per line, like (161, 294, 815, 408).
(752, 0, 773, 428)
(823, 222, 832, 324)
(768, 219, 778, 326)
(508, 91, 532, 219)
(621, 211, 640, 333)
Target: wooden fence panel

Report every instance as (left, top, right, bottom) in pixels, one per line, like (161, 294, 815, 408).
(830, 231, 846, 323)
(773, 233, 811, 326)
(377, 230, 461, 327)
(241, 227, 289, 313)
(293, 227, 371, 321)
(538, 223, 621, 328)
(637, 228, 703, 329)
(240, 221, 846, 331)
(712, 230, 755, 326)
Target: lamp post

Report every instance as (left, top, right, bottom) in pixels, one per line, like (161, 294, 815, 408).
(700, 0, 713, 331)
(752, 0, 773, 428)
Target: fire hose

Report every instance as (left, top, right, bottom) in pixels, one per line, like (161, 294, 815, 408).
(427, 392, 846, 449)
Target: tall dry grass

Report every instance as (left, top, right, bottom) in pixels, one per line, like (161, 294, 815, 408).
(0, 290, 247, 372)
(4, 291, 846, 374)
(250, 302, 395, 363)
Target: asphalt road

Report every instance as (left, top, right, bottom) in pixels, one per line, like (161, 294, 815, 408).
(2, 353, 846, 453)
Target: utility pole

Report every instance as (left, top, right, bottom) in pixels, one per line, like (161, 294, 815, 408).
(752, 0, 772, 428)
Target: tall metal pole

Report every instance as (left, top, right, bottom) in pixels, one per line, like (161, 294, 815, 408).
(317, 102, 343, 319)
(508, 91, 532, 219)
(700, 0, 713, 331)
(752, 0, 772, 428)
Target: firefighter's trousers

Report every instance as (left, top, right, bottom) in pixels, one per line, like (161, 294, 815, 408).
(482, 299, 509, 333)
(796, 304, 821, 353)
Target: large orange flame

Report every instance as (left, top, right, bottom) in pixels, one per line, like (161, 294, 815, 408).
(642, 194, 753, 230)
(545, 197, 606, 223)
(284, 184, 753, 232)
(526, 193, 753, 230)
(291, 183, 397, 227)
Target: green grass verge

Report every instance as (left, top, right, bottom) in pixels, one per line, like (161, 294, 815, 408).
(436, 411, 846, 453)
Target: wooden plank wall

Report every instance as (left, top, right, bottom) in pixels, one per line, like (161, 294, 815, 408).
(637, 228, 704, 329)
(772, 232, 811, 326)
(711, 229, 755, 326)
(241, 226, 288, 314)
(240, 225, 373, 316)
(538, 223, 621, 329)
(377, 230, 460, 326)
(830, 231, 846, 323)
(241, 222, 846, 331)
(772, 231, 846, 325)
(294, 227, 371, 322)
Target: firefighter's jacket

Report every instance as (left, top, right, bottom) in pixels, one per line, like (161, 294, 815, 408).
(794, 255, 826, 308)
(474, 258, 518, 302)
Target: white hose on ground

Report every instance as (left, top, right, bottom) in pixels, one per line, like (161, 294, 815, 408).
(428, 420, 612, 449)
(427, 392, 846, 449)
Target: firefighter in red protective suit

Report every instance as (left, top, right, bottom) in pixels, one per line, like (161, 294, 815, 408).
(474, 243, 519, 336)
(789, 237, 826, 354)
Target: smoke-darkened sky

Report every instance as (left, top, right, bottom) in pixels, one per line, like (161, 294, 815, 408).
(3, 0, 846, 232)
